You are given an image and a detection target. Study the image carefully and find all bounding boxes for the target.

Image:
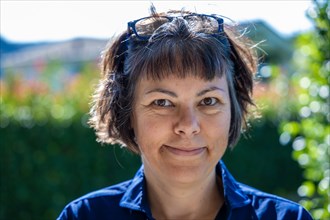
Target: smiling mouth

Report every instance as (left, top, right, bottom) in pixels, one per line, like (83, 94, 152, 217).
(163, 145, 206, 156)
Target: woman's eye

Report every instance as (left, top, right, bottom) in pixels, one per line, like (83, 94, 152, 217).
(152, 99, 173, 107)
(200, 97, 218, 106)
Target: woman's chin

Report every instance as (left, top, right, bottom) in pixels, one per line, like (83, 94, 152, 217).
(158, 161, 215, 186)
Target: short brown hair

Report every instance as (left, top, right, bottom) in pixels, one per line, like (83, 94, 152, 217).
(89, 10, 257, 154)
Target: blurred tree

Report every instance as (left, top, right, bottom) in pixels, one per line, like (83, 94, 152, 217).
(279, 1, 330, 219)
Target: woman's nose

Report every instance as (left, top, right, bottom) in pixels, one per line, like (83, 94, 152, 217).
(174, 107, 201, 137)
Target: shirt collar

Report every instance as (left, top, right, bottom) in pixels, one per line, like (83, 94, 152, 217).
(119, 166, 153, 217)
(119, 160, 251, 215)
(218, 160, 251, 209)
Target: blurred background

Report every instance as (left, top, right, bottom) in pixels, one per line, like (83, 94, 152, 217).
(1, 1, 329, 219)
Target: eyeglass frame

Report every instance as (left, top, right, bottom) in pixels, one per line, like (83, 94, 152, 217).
(127, 13, 225, 41)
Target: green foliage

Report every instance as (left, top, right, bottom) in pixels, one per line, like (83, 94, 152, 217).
(223, 119, 303, 199)
(278, 1, 330, 219)
(0, 61, 142, 219)
(1, 119, 141, 220)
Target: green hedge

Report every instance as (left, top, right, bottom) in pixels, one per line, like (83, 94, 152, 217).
(1, 118, 141, 219)
(1, 113, 302, 220)
(224, 119, 303, 198)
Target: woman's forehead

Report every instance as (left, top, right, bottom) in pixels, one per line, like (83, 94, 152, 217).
(139, 69, 223, 81)
(136, 74, 229, 94)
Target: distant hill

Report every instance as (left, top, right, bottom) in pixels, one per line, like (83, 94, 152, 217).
(0, 37, 108, 74)
(0, 36, 49, 54)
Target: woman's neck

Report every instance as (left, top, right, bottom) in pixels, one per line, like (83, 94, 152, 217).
(145, 169, 224, 220)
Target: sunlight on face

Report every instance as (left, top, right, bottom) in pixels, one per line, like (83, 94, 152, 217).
(132, 75, 231, 186)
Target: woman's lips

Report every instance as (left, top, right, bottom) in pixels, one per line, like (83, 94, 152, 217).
(164, 145, 206, 156)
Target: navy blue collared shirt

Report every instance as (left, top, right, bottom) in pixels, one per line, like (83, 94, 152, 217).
(57, 161, 312, 219)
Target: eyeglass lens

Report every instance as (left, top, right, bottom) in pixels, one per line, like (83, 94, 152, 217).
(135, 17, 171, 37)
(185, 15, 219, 34)
(134, 15, 219, 38)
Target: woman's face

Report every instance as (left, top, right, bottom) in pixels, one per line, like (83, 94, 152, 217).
(132, 74, 231, 185)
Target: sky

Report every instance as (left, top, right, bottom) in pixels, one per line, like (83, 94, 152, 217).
(1, 0, 314, 43)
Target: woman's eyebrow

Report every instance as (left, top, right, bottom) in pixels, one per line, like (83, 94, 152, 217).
(197, 86, 226, 97)
(145, 88, 177, 97)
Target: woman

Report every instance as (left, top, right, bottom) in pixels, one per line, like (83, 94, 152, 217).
(58, 8, 312, 220)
